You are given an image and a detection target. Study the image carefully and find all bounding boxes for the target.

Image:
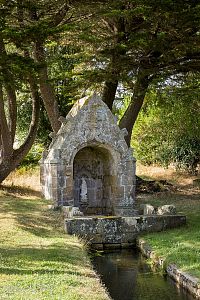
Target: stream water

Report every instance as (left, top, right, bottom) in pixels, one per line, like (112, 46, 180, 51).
(91, 249, 195, 300)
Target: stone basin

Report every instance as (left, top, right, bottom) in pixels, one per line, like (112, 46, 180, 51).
(65, 214, 186, 250)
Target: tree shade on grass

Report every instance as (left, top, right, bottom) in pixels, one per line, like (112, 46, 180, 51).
(0, 190, 109, 300)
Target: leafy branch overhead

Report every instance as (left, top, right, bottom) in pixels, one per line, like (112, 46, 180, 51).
(0, 0, 200, 182)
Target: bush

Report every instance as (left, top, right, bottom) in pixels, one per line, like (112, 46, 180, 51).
(19, 144, 44, 168)
(131, 75, 200, 174)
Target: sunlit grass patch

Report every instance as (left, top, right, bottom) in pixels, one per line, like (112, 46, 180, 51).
(0, 190, 109, 300)
(136, 162, 196, 186)
(3, 167, 40, 193)
(137, 188, 200, 279)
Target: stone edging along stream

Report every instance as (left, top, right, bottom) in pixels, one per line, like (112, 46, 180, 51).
(137, 238, 200, 299)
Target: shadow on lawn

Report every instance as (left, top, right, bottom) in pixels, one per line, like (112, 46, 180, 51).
(0, 246, 85, 276)
(0, 184, 42, 198)
(0, 191, 89, 278)
(0, 189, 63, 238)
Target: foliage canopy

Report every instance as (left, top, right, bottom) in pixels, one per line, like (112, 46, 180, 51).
(0, 0, 200, 181)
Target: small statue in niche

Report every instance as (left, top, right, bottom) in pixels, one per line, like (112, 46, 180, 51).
(80, 177, 88, 203)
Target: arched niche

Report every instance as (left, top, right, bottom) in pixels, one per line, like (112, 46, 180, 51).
(73, 146, 116, 215)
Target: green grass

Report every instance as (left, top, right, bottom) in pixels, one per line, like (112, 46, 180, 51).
(0, 189, 110, 300)
(137, 189, 200, 279)
(1, 166, 199, 295)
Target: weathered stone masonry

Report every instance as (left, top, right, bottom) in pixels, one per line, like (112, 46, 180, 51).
(65, 215, 186, 250)
(40, 94, 136, 216)
(41, 94, 186, 250)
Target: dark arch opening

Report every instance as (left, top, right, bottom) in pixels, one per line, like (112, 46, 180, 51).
(73, 146, 115, 215)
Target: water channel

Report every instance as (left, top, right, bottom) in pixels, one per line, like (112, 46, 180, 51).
(91, 249, 195, 300)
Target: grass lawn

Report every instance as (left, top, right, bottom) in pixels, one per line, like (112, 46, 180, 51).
(1, 164, 199, 298)
(0, 186, 110, 300)
(137, 164, 200, 279)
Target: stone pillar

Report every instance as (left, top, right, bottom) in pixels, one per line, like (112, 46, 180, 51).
(40, 149, 67, 207)
(113, 148, 137, 216)
(62, 166, 74, 207)
(40, 150, 49, 196)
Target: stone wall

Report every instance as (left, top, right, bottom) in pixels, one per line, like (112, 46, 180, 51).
(65, 215, 186, 250)
(138, 239, 200, 299)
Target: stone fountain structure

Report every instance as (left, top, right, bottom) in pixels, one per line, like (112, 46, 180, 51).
(40, 94, 136, 216)
(40, 94, 186, 250)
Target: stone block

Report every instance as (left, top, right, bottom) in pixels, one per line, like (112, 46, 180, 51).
(91, 243, 104, 250)
(51, 188, 59, 200)
(121, 243, 135, 249)
(157, 205, 176, 215)
(51, 149, 61, 159)
(48, 166, 58, 177)
(141, 204, 156, 215)
(166, 264, 200, 298)
(65, 166, 72, 176)
(127, 235, 137, 243)
(103, 243, 121, 250)
(141, 216, 164, 232)
(64, 188, 73, 201)
(66, 176, 73, 186)
(65, 219, 73, 234)
(114, 207, 138, 217)
(122, 217, 139, 234)
(121, 174, 128, 185)
(58, 176, 66, 188)
(121, 232, 137, 243)
(100, 218, 123, 243)
(49, 178, 59, 189)
(162, 215, 186, 229)
(92, 234, 103, 243)
(62, 206, 84, 218)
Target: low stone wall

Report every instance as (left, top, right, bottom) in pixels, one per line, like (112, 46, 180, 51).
(65, 215, 186, 250)
(137, 239, 200, 299)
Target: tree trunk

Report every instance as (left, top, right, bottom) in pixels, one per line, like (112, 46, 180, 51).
(0, 75, 40, 184)
(0, 84, 14, 183)
(102, 79, 118, 110)
(34, 41, 61, 133)
(101, 15, 128, 110)
(119, 73, 150, 146)
(0, 85, 13, 162)
(0, 37, 17, 144)
(5, 82, 17, 143)
(14, 74, 40, 161)
(27, 1, 71, 133)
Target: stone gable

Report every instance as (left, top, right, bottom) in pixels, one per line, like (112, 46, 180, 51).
(40, 94, 136, 216)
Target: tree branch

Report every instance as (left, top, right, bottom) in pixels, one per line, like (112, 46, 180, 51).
(0, 84, 13, 161)
(0, 36, 17, 143)
(119, 71, 150, 146)
(34, 40, 61, 132)
(48, 3, 71, 27)
(4, 83, 17, 143)
(13, 74, 40, 161)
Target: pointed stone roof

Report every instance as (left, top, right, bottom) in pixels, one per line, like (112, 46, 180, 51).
(47, 93, 132, 163)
